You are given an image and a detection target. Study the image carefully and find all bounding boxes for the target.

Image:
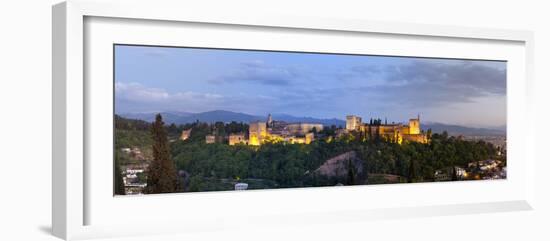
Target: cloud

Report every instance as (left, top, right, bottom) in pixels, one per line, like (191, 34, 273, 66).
(385, 60, 506, 95)
(256, 60, 506, 118)
(115, 82, 225, 103)
(115, 56, 506, 126)
(209, 61, 304, 86)
(115, 82, 170, 102)
(115, 82, 225, 112)
(114, 82, 285, 114)
(342, 60, 506, 108)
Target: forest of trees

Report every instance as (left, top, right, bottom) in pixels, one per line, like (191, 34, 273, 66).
(114, 115, 503, 194)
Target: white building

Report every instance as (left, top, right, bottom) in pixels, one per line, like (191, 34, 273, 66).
(234, 183, 248, 190)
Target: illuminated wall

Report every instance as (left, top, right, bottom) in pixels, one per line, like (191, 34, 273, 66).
(264, 134, 284, 144)
(228, 133, 246, 145)
(286, 123, 324, 135)
(402, 134, 427, 143)
(305, 132, 315, 144)
(378, 125, 398, 135)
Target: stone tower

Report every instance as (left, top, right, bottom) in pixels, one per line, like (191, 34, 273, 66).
(248, 121, 267, 146)
(409, 114, 420, 135)
(267, 113, 273, 127)
(346, 115, 362, 131)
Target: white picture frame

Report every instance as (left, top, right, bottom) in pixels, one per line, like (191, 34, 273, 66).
(52, 0, 535, 240)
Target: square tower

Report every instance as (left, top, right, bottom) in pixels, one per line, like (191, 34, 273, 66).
(249, 121, 267, 146)
(409, 116, 421, 135)
(346, 115, 362, 131)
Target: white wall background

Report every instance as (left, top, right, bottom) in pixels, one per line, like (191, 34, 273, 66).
(0, 0, 548, 240)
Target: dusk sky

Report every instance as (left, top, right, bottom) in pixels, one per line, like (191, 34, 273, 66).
(114, 45, 506, 128)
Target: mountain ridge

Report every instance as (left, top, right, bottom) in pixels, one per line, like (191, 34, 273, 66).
(118, 110, 347, 127)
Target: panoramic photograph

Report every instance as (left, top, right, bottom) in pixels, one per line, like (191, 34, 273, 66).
(113, 44, 507, 195)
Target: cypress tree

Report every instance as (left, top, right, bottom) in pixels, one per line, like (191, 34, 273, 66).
(146, 114, 177, 194)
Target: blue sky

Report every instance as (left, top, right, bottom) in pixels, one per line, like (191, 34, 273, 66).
(114, 45, 506, 128)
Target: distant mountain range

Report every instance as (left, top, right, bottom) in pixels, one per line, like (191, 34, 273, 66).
(422, 122, 505, 136)
(121, 111, 193, 123)
(271, 113, 346, 127)
(117, 110, 505, 136)
(118, 110, 347, 127)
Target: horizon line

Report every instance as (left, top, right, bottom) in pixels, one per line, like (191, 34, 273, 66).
(115, 110, 506, 129)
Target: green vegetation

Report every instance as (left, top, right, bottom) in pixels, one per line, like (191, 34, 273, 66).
(114, 115, 153, 165)
(145, 114, 178, 194)
(114, 156, 125, 195)
(114, 115, 502, 194)
(115, 129, 152, 150)
(171, 128, 500, 191)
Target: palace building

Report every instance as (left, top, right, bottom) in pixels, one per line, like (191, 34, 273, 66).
(228, 133, 247, 145)
(210, 113, 426, 146)
(225, 114, 323, 146)
(346, 114, 427, 144)
(285, 123, 323, 135)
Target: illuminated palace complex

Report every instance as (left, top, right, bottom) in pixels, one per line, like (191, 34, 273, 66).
(232, 114, 322, 146)
(345, 115, 427, 144)
(200, 113, 427, 146)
